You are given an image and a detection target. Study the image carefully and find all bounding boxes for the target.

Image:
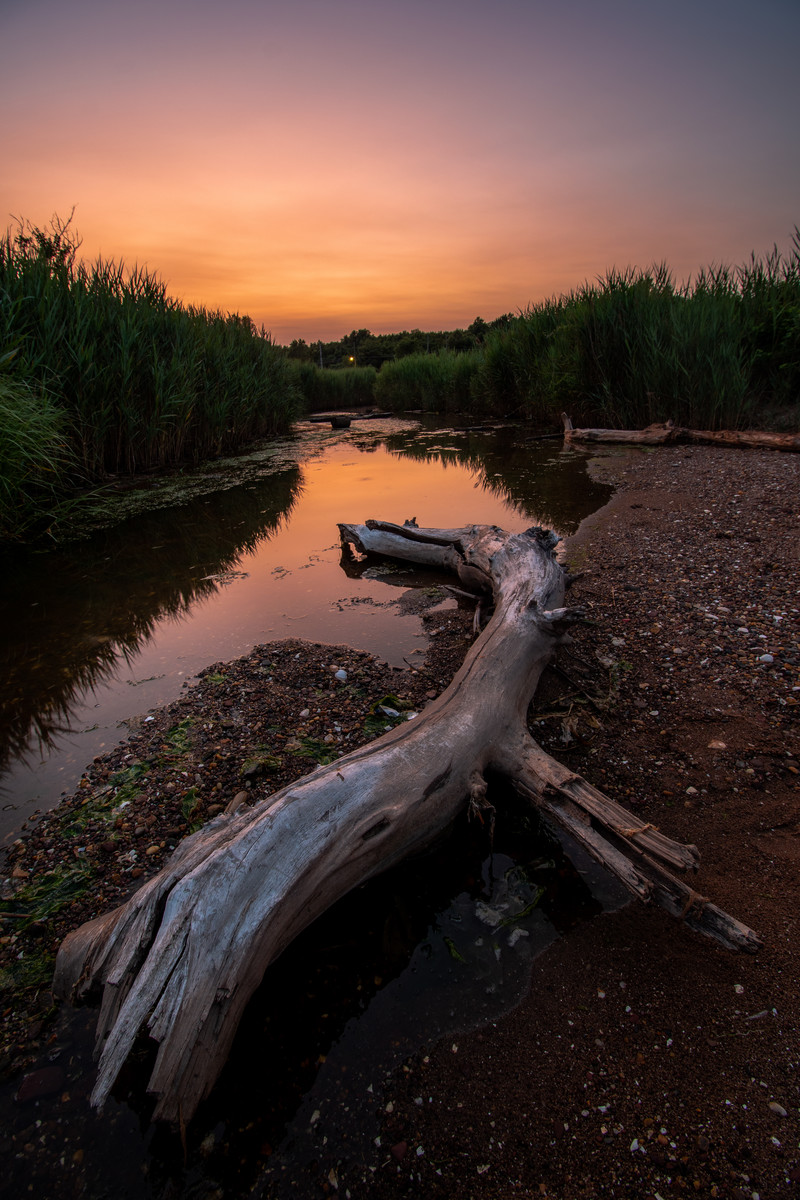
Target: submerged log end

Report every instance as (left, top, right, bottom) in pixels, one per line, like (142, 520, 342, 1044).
(338, 521, 366, 554)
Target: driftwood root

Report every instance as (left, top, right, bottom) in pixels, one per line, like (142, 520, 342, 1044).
(53, 518, 761, 1126)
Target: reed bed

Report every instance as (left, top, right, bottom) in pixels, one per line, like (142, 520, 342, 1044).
(475, 238, 800, 429)
(0, 368, 75, 541)
(0, 216, 299, 501)
(289, 361, 377, 411)
(373, 349, 483, 413)
(373, 235, 799, 430)
(4, 215, 797, 540)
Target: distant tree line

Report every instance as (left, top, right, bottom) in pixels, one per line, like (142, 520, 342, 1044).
(284, 315, 516, 369)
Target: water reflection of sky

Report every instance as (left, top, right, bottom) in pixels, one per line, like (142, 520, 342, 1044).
(1, 429, 611, 841)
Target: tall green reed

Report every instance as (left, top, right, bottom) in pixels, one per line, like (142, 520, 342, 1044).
(373, 349, 482, 413)
(474, 234, 800, 430)
(0, 364, 75, 540)
(289, 361, 377, 411)
(0, 215, 299, 484)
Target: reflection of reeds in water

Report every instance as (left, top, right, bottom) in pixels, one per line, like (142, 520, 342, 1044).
(0, 466, 303, 777)
(382, 427, 611, 534)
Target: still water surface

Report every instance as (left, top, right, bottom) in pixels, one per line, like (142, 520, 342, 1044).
(1, 417, 611, 843)
(0, 416, 625, 1198)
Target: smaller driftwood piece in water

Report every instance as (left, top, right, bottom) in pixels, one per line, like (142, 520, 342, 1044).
(54, 518, 761, 1126)
(562, 412, 800, 451)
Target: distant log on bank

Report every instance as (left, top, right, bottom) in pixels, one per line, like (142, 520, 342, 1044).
(562, 413, 800, 452)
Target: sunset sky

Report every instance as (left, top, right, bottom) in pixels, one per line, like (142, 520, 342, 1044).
(2, 0, 798, 344)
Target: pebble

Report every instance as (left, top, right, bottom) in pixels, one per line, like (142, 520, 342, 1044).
(16, 1065, 65, 1102)
(768, 1101, 787, 1116)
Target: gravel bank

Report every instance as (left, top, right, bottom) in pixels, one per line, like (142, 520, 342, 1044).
(367, 444, 800, 1200)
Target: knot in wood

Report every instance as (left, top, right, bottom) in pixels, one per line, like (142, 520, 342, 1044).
(614, 821, 657, 839)
(680, 889, 711, 921)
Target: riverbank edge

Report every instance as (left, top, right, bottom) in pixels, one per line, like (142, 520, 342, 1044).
(1, 443, 799, 1198)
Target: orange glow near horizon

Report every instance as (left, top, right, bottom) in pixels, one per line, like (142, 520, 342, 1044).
(2, 0, 798, 344)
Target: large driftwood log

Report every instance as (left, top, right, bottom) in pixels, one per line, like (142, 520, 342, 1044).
(562, 413, 800, 451)
(54, 520, 761, 1125)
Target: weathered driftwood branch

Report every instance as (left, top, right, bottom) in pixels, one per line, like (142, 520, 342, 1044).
(562, 413, 800, 451)
(53, 519, 761, 1126)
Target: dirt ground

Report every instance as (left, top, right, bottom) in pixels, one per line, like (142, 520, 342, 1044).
(365, 445, 800, 1200)
(1, 443, 798, 1198)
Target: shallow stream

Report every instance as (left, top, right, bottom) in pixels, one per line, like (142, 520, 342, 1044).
(0, 415, 627, 1198)
(1, 416, 612, 845)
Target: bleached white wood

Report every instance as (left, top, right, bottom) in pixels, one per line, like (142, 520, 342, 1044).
(562, 412, 800, 451)
(54, 519, 761, 1124)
